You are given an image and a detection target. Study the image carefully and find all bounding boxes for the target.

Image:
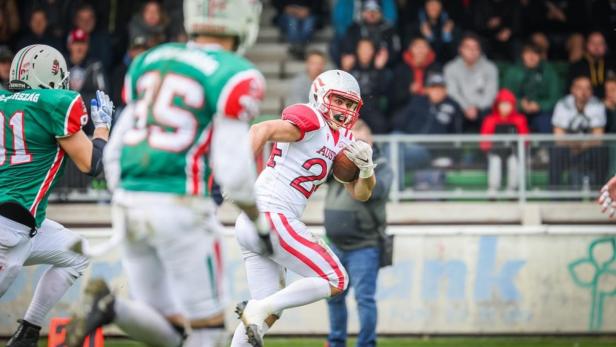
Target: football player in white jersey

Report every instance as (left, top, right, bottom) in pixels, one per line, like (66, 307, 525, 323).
(599, 175, 616, 217)
(231, 70, 376, 347)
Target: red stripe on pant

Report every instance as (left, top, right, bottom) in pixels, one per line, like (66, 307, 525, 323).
(266, 212, 345, 290)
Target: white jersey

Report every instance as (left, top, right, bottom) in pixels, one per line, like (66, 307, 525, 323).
(255, 103, 354, 218)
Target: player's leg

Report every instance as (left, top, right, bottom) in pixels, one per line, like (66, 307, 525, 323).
(19, 220, 89, 327)
(0, 215, 33, 296)
(66, 204, 185, 347)
(232, 213, 286, 347)
(0, 215, 36, 347)
(237, 212, 348, 346)
(326, 246, 349, 347)
(151, 202, 227, 347)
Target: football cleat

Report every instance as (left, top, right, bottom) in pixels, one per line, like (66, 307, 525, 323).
(6, 319, 41, 347)
(235, 300, 268, 347)
(66, 278, 116, 347)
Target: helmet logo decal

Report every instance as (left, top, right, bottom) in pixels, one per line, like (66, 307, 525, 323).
(317, 77, 325, 87)
(51, 59, 60, 75)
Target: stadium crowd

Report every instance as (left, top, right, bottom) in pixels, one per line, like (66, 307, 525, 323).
(0, 0, 615, 190)
(284, 0, 616, 137)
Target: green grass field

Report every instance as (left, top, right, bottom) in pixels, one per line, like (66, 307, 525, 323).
(14, 337, 616, 347)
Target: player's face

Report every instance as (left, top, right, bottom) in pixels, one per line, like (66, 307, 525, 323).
(327, 94, 359, 130)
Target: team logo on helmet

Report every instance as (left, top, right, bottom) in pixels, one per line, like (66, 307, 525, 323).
(51, 59, 60, 75)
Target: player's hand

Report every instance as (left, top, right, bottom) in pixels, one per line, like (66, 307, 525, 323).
(345, 140, 376, 179)
(599, 175, 616, 218)
(90, 90, 113, 129)
(255, 214, 274, 256)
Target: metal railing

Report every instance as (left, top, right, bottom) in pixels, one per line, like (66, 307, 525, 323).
(50, 134, 616, 204)
(373, 134, 616, 202)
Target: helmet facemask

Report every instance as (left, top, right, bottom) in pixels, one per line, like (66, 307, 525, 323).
(323, 91, 362, 130)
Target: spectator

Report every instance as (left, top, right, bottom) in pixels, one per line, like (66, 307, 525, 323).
(444, 33, 498, 133)
(393, 72, 463, 135)
(347, 38, 392, 134)
(18, 0, 75, 43)
(66, 28, 107, 134)
(603, 77, 616, 133)
(550, 76, 607, 188)
(325, 119, 393, 347)
(392, 72, 463, 187)
(0, 0, 19, 46)
(288, 49, 328, 105)
(471, 0, 521, 61)
(530, 32, 550, 60)
(502, 42, 561, 133)
(591, 0, 616, 50)
(404, 0, 460, 63)
(110, 35, 149, 110)
(340, 1, 400, 69)
(480, 89, 529, 194)
(569, 32, 615, 99)
(0, 45, 12, 90)
(275, 0, 323, 60)
(16, 8, 62, 51)
(566, 33, 585, 63)
(331, 0, 398, 41)
(73, 3, 112, 72)
(391, 37, 439, 113)
(523, 0, 591, 58)
(129, 0, 170, 48)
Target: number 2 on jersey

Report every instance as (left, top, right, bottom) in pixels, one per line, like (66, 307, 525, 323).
(0, 111, 32, 166)
(290, 158, 328, 199)
(124, 72, 204, 152)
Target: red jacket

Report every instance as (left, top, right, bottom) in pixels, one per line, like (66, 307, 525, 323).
(480, 89, 529, 152)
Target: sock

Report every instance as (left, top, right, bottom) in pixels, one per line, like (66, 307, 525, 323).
(184, 328, 226, 347)
(230, 321, 271, 347)
(230, 323, 250, 347)
(113, 298, 183, 347)
(24, 266, 76, 326)
(260, 277, 331, 315)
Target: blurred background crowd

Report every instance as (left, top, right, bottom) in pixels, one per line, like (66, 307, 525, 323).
(0, 0, 615, 193)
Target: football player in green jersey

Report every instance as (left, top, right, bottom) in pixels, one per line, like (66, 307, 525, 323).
(66, 1, 273, 347)
(0, 44, 113, 347)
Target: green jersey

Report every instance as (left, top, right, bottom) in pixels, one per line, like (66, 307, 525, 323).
(119, 42, 265, 195)
(0, 89, 88, 227)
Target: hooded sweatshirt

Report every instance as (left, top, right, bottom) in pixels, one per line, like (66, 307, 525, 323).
(480, 88, 529, 152)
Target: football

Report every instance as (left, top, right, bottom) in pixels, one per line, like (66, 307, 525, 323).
(332, 150, 359, 183)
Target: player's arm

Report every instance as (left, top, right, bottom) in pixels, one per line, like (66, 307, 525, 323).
(58, 91, 113, 176)
(211, 116, 273, 254)
(211, 69, 273, 254)
(103, 104, 135, 191)
(342, 141, 376, 201)
(249, 119, 302, 156)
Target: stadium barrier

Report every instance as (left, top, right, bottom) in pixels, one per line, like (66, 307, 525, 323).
(1, 226, 615, 336)
(50, 134, 616, 204)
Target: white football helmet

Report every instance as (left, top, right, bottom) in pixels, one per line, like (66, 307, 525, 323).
(9, 44, 69, 91)
(308, 70, 363, 129)
(184, 0, 262, 55)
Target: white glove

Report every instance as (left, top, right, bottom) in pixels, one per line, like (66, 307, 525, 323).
(344, 140, 376, 179)
(599, 176, 616, 218)
(90, 90, 113, 129)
